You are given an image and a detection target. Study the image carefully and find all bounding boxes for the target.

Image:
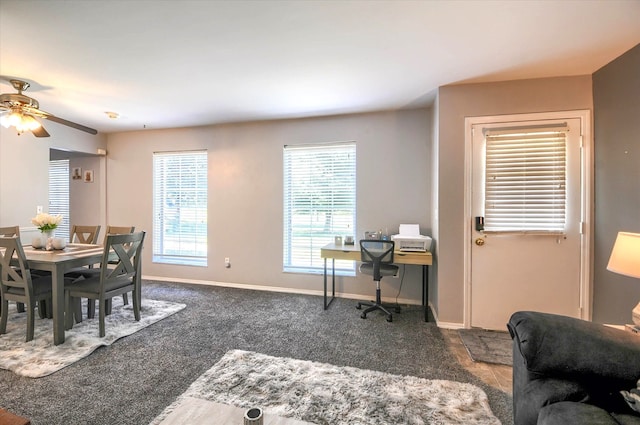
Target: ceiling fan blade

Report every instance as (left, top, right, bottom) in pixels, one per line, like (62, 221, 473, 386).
(22, 106, 97, 135)
(42, 114, 98, 135)
(32, 124, 50, 138)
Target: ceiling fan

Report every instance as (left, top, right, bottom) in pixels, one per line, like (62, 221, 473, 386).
(0, 79, 97, 137)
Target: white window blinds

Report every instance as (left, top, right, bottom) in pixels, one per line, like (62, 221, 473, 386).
(49, 159, 70, 241)
(153, 151, 208, 266)
(484, 129, 567, 233)
(283, 142, 356, 274)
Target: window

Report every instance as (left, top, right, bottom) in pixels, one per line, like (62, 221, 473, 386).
(153, 151, 208, 266)
(49, 159, 70, 241)
(483, 127, 567, 233)
(283, 142, 356, 274)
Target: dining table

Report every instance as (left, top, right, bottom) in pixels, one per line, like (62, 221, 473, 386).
(22, 243, 105, 345)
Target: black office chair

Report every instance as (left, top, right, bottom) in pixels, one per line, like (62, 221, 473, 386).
(356, 239, 399, 322)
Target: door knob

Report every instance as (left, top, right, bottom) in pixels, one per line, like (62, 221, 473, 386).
(475, 238, 485, 246)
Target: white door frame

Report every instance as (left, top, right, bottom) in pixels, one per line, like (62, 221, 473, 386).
(463, 110, 593, 328)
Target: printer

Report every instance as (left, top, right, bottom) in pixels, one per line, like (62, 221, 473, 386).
(391, 224, 432, 252)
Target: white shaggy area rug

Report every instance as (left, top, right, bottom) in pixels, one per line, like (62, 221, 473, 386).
(151, 350, 501, 425)
(0, 298, 185, 378)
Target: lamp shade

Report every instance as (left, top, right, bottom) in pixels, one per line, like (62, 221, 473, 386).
(607, 232, 640, 279)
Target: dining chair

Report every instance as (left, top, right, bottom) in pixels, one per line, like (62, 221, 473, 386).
(0, 226, 30, 315)
(67, 225, 135, 317)
(70, 225, 101, 244)
(0, 236, 54, 342)
(65, 231, 145, 337)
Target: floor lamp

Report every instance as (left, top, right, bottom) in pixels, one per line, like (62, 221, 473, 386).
(607, 232, 640, 327)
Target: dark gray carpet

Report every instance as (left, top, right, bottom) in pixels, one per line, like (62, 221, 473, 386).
(0, 281, 513, 425)
(458, 329, 513, 366)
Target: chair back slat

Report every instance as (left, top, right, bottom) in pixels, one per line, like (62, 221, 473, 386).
(105, 226, 135, 236)
(71, 225, 101, 244)
(0, 226, 20, 237)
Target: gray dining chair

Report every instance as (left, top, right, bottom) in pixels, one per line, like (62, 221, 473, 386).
(0, 226, 30, 315)
(0, 236, 54, 342)
(65, 231, 145, 337)
(67, 225, 135, 317)
(0, 226, 37, 319)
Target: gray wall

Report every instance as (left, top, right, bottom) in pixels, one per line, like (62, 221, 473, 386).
(3, 43, 637, 326)
(592, 44, 640, 324)
(434, 75, 594, 325)
(106, 109, 432, 303)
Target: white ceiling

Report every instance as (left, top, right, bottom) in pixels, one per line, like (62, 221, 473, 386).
(1, 0, 639, 135)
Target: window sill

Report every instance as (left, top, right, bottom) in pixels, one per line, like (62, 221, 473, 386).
(153, 256, 207, 267)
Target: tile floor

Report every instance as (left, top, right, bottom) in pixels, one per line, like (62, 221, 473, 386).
(441, 329, 513, 394)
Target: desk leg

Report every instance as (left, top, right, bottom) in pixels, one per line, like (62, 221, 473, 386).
(423, 265, 429, 322)
(52, 267, 66, 345)
(323, 258, 328, 309)
(331, 258, 336, 302)
(323, 258, 336, 310)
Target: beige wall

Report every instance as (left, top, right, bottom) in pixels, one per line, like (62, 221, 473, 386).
(106, 109, 432, 302)
(434, 75, 594, 326)
(68, 155, 106, 238)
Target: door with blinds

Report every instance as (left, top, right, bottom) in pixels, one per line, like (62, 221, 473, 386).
(470, 116, 585, 330)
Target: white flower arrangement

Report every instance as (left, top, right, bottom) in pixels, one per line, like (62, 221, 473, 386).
(31, 213, 63, 232)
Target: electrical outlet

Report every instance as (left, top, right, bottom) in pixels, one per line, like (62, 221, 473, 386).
(224, 257, 230, 268)
(36, 205, 43, 214)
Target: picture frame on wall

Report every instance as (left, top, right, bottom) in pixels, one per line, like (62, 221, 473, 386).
(72, 167, 82, 180)
(84, 170, 94, 183)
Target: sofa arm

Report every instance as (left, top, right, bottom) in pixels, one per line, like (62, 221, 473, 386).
(511, 332, 590, 425)
(508, 311, 640, 383)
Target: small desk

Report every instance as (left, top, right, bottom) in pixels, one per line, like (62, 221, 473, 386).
(22, 243, 104, 345)
(320, 243, 433, 322)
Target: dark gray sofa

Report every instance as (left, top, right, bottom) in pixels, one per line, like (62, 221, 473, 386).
(507, 311, 640, 425)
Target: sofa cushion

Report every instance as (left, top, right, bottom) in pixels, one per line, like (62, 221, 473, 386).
(611, 413, 640, 425)
(537, 402, 618, 425)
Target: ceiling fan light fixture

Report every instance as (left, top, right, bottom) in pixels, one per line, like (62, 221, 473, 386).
(1, 110, 22, 128)
(17, 115, 42, 132)
(1, 110, 41, 133)
(105, 111, 119, 119)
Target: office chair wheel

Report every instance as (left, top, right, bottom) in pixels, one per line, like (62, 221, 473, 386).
(360, 312, 367, 319)
(356, 304, 362, 310)
(387, 315, 393, 322)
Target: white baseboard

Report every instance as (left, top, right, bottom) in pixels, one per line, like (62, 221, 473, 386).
(427, 302, 464, 329)
(142, 275, 423, 307)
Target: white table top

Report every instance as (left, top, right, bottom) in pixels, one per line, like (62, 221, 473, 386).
(158, 397, 314, 425)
